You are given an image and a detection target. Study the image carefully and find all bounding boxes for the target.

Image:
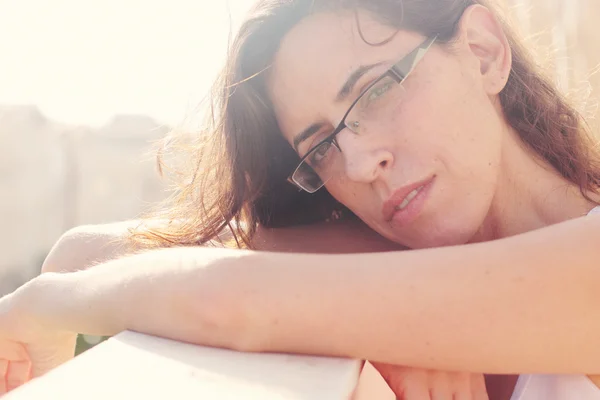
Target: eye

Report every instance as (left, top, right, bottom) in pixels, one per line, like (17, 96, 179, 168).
(308, 141, 333, 166)
(363, 79, 395, 106)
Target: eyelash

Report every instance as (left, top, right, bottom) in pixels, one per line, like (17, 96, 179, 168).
(305, 131, 330, 153)
(355, 78, 377, 100)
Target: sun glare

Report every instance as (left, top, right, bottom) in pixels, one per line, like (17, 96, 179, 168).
(0, 0, 254, 127)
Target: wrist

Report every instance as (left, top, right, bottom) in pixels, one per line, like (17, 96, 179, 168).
(3, 273, 73, 343)
(25, 271, 126, 337)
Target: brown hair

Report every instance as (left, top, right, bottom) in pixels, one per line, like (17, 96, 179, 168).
(130, 0, 600, 249)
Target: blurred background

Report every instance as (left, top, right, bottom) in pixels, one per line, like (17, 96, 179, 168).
(1, 0, 599, 297)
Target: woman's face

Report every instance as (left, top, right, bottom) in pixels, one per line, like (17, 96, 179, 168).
(268, 8, 511, 249)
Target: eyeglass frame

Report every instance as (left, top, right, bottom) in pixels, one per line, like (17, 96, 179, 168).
(287, 35, 438, 193)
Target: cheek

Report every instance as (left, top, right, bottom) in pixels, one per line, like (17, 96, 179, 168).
(383, 87, 445, 170)
(409, 71, 499, 161)
(325, 179, 374, 215)
(386, 89, 502, 200)
(430, 105, 503, 196)
(325, 178, 359, 203)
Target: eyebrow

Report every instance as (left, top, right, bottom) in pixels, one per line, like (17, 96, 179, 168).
(335, 62, 385, 102)
(293, 123, 322, 152)
(292, 62, 384, 152)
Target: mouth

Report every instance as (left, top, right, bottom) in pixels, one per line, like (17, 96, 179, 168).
(382, 176, 435, 223)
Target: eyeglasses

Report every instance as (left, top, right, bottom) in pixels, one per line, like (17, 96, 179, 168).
(287, 36, 437, 193)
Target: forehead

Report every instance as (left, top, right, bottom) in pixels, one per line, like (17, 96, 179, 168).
(267, 10, 421, 144)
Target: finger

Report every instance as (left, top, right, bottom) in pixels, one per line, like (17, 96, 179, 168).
(6, 360, 32, 391)
(444, 372, 473, 400)
(371, 362, 400, 389)
(371, 363, 410, 396)
(351, 362, 395, 400)
(470, 373, 489, 400)
(0, 340, 29, 362)
(427, 371, 452, 400)
(0, 360, 8, 394)
(401, 377, 431, 400)
(372, 363, 429, 400)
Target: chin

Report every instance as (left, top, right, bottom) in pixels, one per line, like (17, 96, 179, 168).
(395, 220, 479, 249)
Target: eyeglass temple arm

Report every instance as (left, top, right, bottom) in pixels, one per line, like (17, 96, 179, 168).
(390, 36, 437, 81)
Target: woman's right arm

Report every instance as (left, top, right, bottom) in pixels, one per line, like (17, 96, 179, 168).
(0, 218, 398, 397)
(0, 221, 149, 388)
(41, 221, 141, 274)
(27, 219, 399, 392)
(43, 217, 403, 276)
(36, 218, 401, 364)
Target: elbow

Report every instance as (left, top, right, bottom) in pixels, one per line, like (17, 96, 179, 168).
(41, 222, 132, 274)
(41, 226, 87, 274)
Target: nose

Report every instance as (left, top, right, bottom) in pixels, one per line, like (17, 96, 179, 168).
(337, 132, 394, 184)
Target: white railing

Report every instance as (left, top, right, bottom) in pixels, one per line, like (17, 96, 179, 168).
(5, 331, 362, 399)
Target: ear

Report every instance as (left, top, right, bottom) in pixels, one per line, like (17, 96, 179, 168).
(456, 4, 512, 95)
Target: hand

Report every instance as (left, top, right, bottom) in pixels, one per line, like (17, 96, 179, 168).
(0, 338, 30, 394)
(0, 282, 78, 395)
(372, 363, 489, 400)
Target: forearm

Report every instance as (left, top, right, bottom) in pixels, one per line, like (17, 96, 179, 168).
(32, 248, 251, 349)
(246, 214, 600, 374)
(24, 215, 600, 375)
(30, 218, 398, 343)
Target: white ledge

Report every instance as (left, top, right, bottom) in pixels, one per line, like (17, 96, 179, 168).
(6, 331, 362, 399)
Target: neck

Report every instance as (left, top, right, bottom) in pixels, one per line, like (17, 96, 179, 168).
(471, 127, 598, 243)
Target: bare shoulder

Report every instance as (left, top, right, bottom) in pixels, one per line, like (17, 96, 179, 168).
(41, 220, 146, 274)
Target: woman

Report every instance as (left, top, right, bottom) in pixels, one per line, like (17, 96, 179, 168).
(2, 0, 600, 398)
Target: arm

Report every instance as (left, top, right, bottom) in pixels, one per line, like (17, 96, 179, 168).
(38, 218, 401, 343)
(31, 219, 396, 397)
(250, 212, 600, 374)
(37, 218, 401, 346)
(41, 221, 141, 274)
(13, 219, 393, 390)
(42, 217, 401, 274)
(31, 213, 600, 376)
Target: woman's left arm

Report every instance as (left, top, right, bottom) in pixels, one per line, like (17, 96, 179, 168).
(26, 213, 600, 375)
(246, 212, 600, 375)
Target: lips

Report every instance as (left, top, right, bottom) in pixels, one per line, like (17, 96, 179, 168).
(382, 176, 435, 222)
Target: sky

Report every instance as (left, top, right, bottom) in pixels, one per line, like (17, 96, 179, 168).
(0, 0, 254, 127)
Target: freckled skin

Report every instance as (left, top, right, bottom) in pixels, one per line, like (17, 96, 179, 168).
(269, 11, 506, 249)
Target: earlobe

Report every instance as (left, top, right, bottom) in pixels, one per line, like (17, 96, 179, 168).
(458, 4, 512, 94)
